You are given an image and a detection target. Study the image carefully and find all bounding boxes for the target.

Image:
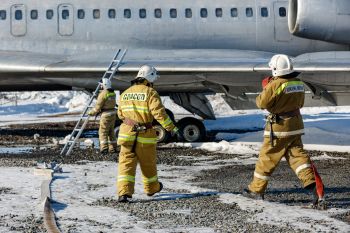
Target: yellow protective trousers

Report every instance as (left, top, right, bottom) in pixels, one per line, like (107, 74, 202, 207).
(117, 129, 161, 197)
(99, 111, 117, 152)
(249, 135, 315, 194)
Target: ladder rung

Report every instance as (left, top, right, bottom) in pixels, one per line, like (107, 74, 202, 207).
(60, 49, 126, 156)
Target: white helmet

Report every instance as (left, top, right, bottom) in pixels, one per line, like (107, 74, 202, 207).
(101, 78, 112, 89)
(269, 54, 294, 77)
(136, 65, 159, 83)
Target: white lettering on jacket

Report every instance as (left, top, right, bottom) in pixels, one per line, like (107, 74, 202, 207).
(122, 93, 147, 101)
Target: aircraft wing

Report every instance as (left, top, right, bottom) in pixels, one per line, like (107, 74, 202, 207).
(0, 49, 274, 73)
(0, 49, 350, 104)
(0, 49, 275, 92)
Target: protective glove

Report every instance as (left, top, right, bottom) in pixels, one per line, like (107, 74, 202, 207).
(173, 128, 185, 142)
(87, 110, 95, 116)
(262, 76, 273, 88)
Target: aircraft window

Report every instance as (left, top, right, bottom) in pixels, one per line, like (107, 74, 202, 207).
(62, 9, 69, 20)
(246, 8, 253, 17)
(108, 9, 116, 19)
(279, 7, 286, 17)
(154, 8, 162, 18)
(230, 8, 238, 17)
(46, 10, 54, 19)
(31, 10, 38, 20)
(185, 8, 192, 18)
(78, 9, 85, 19)
(139, 9, 146, 18)
(0, 10, 6, 20)
(261, 7, 268, 17)
(15, 10, 22, 20)
(124, 9, 131, 18)
(216, 8, 223, 17)
(93, 9, 100, 19)
(170, 8, 177, 18)
(200, 8, 207, 18)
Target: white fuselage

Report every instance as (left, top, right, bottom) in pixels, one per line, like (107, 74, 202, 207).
(0, 0, 348, 56)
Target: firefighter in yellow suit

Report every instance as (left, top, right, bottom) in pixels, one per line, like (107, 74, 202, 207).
(244, 54, 324, 207)
(117, 65, 182, 202)
(88, 78, 117, 154)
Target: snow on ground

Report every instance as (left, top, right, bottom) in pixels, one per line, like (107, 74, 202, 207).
(54, 161, 349, 232)
(220, 193, 350, 232)
(1, 91, 350, 232)
(0, 167, 45, 231)
(1, 159, 349, 232)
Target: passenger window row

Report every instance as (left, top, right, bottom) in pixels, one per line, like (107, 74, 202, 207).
(0, 7, 287, 21)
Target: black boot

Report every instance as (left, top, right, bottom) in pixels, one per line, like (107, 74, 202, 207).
(100, 149, 108, 156)
(242, 188, 264, 200)
(147, 182, 163, 196)
(118, 194, 132, 203)
(305, 183, 327, 210)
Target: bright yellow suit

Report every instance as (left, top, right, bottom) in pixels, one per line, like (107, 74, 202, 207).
(117, 82, 177, 196)
(249, 76, 315, 193)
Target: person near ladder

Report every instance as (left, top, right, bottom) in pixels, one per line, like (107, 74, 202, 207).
(117, 65, 183, 202)
(88, 78, 117, 155)
(244, 54, 326, 209)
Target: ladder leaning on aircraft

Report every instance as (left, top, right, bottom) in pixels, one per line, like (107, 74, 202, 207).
(60, 49, 127, 156)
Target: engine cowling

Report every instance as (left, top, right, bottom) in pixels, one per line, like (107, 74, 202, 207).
(288, 0, 350, 45)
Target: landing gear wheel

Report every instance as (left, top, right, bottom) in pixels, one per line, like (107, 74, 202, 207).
(154, 124, 171, 143)
(177, 117, 206, 142)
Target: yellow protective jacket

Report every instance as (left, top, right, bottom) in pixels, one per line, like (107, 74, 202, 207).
(257, 76, 305, 138)
(117, 83, 178, 145)
(89, 89, 116, 116)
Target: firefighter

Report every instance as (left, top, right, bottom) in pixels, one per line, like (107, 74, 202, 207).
(88, 78, 117, 154)
(244, 54, 325, 209)
(117, 65, 183, 202)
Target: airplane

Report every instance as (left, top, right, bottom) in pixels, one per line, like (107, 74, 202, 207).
(0, 0, 349, 141)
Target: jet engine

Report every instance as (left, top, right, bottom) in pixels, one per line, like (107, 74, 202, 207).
(288, 0, 350, 45)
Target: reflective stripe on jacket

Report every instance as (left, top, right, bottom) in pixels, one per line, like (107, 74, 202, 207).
(256, 77, 305, 138)
(89, 89, 116, 116)
(117, 83, 177, 145)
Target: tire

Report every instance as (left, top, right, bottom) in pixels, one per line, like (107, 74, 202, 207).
(153, 124, 171, 143)
(177, 117, 206, 142)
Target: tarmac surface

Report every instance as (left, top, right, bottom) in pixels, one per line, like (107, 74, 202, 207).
(0, 123, 349, 232)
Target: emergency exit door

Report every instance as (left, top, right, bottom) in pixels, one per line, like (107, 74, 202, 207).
(58, 4, 74, 36)
(273, 1, 291, 42)
(10, 4, 27, 36)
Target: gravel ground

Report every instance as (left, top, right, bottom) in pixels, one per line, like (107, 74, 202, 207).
(192, 151, 350, 209)
(93, 196, 309, 233)
(0, 214, 45, 233)
(0, 124, 349, 232)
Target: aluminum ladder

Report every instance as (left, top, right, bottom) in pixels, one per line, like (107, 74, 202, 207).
(60, 49, 127, 156)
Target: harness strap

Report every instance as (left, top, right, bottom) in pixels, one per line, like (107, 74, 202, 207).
(123, 118, 153, 129)
(277, 109, 300, 119)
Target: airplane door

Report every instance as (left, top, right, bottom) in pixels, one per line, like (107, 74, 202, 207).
(58, 4, 74, 36)
(10, 4, 27, 36)
(273, 1, 291, 41)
